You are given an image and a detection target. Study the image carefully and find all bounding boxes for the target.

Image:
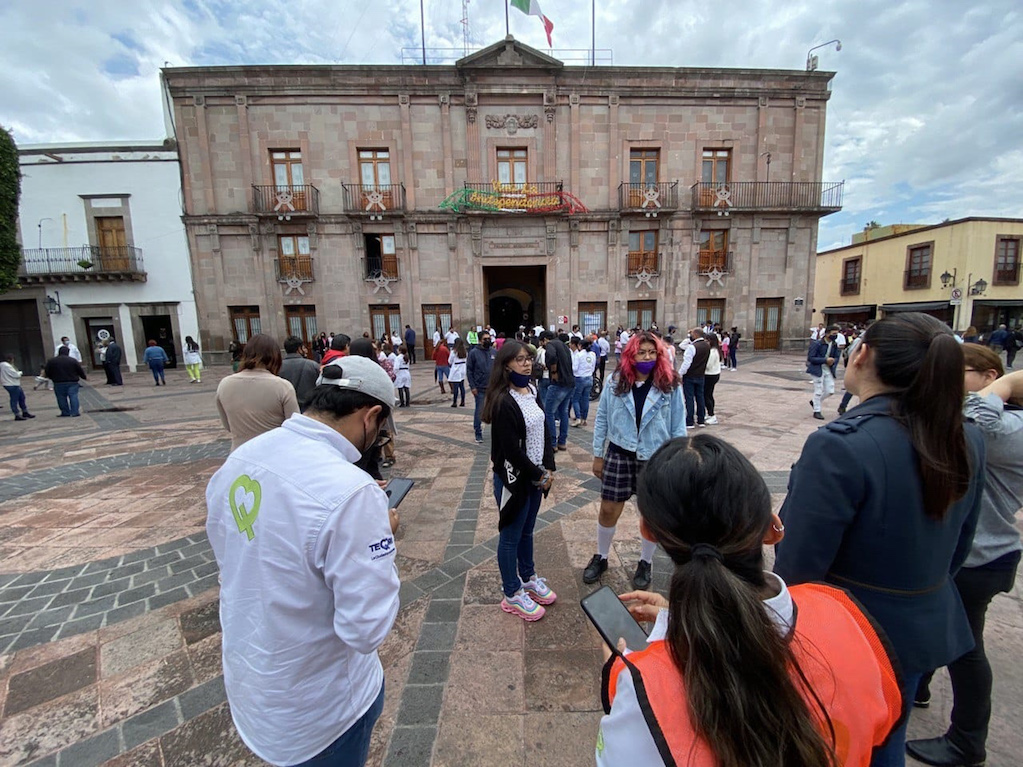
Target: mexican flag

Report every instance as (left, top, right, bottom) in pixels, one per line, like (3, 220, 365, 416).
(510, 0, 554, 47)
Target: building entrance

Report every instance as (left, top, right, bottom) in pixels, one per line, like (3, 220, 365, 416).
(483, 265, 546, 339)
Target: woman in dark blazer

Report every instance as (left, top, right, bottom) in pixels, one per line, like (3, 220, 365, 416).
(775, 312, 986, 767)
(481, 340, 557, 622)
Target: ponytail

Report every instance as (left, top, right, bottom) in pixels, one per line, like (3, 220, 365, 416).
(863, 313, 970, 519)
(638, 436, 836, 767)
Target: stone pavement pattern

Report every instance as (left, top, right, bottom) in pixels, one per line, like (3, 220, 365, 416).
(0, 356, 1020, 766)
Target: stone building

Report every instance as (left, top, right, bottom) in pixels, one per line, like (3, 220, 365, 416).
(162, 36, 842, 360)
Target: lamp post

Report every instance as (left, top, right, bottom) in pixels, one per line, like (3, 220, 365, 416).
(806, 40, 841, 71)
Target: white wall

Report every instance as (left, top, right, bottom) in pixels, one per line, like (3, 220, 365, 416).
(18, 144, 199, 369)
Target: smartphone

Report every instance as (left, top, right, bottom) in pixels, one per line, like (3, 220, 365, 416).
(384, 478, 415, 508)
(580, 585, 649, 653)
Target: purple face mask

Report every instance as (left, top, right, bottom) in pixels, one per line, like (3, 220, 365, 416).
(635, 360, 657, 375)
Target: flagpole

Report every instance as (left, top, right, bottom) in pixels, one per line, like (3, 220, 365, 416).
(420, 0, 427, 64)
(505, 0, 510, 36)
(591, 0, 595, 65)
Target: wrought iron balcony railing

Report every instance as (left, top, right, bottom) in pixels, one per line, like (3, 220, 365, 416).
(994, 263, 1021, 285)
(840, 278, 861, 296)
(342, 184, 407, 216)
(274, 256, 315, 282)
(618, 182, 679, 214)
(697, 250, 734, 275)
(690, 181, 844, 214)
(365, 257, 400, 281)
(19, 246, 146, 283)
(904, 270, 931, 290)
(253, 185, 320, 218)
(627, 253, 660, 276)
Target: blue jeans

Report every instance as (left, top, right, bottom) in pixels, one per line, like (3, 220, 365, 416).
(682, 376, 706, 426)
(729, 347, 737, 369)
(53, 382, 80, 416)
(5, 385, 27, 415)
(545, 384, 573, 447)
(537, 378, 550, 408)
(291, 682, 385, 767)
(870, 672, 921, 767)
(149, 361, 165, 383)
(451, 380, 465, 406)
(473, 387, 486, 440)
(572, 376, 593, 421)
(493, 474, 542, 598)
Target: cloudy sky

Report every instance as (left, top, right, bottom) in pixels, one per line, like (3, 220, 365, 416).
(1, 0, 1020, 248)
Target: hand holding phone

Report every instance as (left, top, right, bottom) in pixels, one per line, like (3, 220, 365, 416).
(581, 585, 650, 654)
(384, 478, 415, 508)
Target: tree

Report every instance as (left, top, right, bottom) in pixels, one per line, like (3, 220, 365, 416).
(0, 125, 21, 293)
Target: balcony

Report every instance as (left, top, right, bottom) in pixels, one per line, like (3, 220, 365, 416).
(994, 263, 1021, 286)
(618, 182, 679, 216)
(274, 256, 315, 282)
(253, 185, 320, 219)
(439, 181, 587, 214)
(627, 253, 659, 277)
(19, 247, 146, 284)
(697, 250, 734, 275)
(342, 184, 407, 217)
(365, 258, 401, 295)
(690, 181, 844, 215)
(904, 270, 930, 290)
(840, 278, 861, 296)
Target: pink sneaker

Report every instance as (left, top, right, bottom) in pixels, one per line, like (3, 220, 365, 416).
(501, 589, 546, 621)
(521, 575, 557, 605)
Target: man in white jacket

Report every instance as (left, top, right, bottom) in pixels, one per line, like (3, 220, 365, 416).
(206, 355, 401, 767)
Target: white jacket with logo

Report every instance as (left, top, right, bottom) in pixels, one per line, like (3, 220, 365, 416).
(206, 414, 400, 766)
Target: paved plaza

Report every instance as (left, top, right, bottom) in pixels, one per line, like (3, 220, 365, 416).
(0, 354, 1020, 767)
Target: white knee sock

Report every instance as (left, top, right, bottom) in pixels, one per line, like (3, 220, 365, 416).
(597, 524, 616, 559)
(640, 538, 657, 564)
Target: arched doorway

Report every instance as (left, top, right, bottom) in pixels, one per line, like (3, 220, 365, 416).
(483, 265, 546, 338)
(489, 295, 524, 337)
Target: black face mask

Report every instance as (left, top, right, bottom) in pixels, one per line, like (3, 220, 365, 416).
(482, 340, 492, 349)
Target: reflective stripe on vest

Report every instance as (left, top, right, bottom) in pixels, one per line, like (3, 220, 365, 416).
(603, 583, 903, 767)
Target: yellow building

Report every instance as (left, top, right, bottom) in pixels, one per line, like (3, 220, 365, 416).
(815, 217, 1023, 333)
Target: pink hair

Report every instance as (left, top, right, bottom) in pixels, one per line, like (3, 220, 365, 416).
(615, 331, 679, 395)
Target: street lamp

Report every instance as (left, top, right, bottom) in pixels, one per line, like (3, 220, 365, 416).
(970, 278, 987, 296)
(44, 291, 61, 315)
(806, 40, 841, 71)
(940, 268, 957, 288)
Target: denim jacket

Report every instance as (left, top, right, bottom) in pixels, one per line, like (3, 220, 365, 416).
(592, 376, 687, 460)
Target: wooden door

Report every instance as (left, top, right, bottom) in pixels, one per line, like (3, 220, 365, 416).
(754, 298, 783, 350)
(422, 303, 452, 359)
(96, 217, 128, 270)
(285, 305, 318, 346)
(370, 305, 401, 345)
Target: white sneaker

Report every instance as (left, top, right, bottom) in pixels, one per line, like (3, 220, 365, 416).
(521, 575, 557, 605)
(501, 589, 545, 621)
(705, 415, 718, 425)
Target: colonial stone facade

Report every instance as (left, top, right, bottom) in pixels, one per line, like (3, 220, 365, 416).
(163, 37, 842, 359)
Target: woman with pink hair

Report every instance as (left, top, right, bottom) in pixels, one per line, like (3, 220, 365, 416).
(585, 331, 686, 589)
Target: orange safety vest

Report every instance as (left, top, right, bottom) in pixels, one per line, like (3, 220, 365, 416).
(603, 583, 904, 767)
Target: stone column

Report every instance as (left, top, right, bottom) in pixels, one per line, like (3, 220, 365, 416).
(235, 95, 253, 194)
(608, 94, 620, 209)
(543, 89, 557, 181)
(465, 91, 480, 180)
(440, 94, 454, 196)
(569, 93, 580, 193)
(193, 96, 216, 213)
(756, 96, 769, 182)
(399, 94, 416, 209)
(792, 97, 806, 181)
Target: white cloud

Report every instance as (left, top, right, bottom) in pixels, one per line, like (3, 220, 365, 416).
(2, 0, 1020, 251)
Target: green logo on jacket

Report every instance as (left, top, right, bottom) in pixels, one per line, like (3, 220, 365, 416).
(229, 474, 262, 540)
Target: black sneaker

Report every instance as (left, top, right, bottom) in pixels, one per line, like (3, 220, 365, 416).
(837, 406, 847, 415)
(582, 554, 608, 584)
(914, 686, 931, 709)
(813, 412, 825, 420)
(633, 560, 652, 590)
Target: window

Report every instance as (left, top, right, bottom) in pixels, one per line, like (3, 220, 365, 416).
(285, 306, 318, 346)
(229, 306, 261, 343)
(627, 301, 656, 330)
(697, 230, 729, 272)
(696, 299, 726, 329)
(271, 150, 304, 187)
(702, 149, 731, 185)
(994, 236, 1021, 285)
(627, 149, 660, 207)
(497, 148, 528, 186)
(277, 235, 313, 280)
(904, 243, 933, 289)
(95, 216, 129, 270)
(365, 234, 398, 279)
(422, 304, 453, 358)
(841, 257, 862, 295)
(627, 231, 659, 275)
(358, 149, 392, 188)
(578, 302, 608, 337)
(370, 305, 401, 342)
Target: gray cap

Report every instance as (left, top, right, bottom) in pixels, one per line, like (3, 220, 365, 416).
(315, 356, 394, 408)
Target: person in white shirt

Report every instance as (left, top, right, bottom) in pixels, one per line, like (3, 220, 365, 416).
(570, 337, 597, 427)
(55, 337, 83, 363)
(2, 355, 35, 420)
(810, 323, 825, 341)
(432, 328, 442, 349)
(445, 327, 460, 346)
(206, 355, 401, 767)
(595, 331, 611, 381)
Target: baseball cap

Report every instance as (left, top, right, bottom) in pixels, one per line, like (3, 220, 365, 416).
(315, 356, 394, 408)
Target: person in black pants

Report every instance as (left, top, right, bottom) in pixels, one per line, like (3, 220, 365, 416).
(404, 325, 417, 364)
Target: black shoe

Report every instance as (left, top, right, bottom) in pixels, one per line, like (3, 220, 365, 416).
(914, 686, 931, 709)
(14, 415, 24, 421)
(906, 735, 985, 766)
(813, 412, 825, 420)
(633, 560, 652, 590)
(22, 412, 34, 419)
(809, 399, 815, 409)
(583, 554, 608, 584)
(837, 406, 847, 415)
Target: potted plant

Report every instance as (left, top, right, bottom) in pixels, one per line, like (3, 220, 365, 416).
(77, 258, 94, 269)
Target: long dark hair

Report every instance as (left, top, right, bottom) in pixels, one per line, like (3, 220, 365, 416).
(861, 312, 970, 519)
(239, 333, 282, 375)
(637, 435, 837, 767)
(185, 335, 200, 352)
(481, 340, 529, 424)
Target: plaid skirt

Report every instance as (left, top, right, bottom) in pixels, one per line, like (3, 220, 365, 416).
(601, 444, 646, 503)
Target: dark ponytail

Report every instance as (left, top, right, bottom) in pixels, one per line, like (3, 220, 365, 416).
(862, 312, 970, 519)
(637, 436, 837, 767)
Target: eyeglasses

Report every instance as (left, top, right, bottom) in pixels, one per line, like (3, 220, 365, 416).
(512, 355, 532, 364)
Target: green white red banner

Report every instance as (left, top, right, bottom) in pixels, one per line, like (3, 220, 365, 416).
(510, 0, 554, 47)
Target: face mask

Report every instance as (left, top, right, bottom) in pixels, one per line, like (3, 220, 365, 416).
(482, 340, 492, 348)
(509, 370, 532, 387)
(635, 360, 657, 375)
